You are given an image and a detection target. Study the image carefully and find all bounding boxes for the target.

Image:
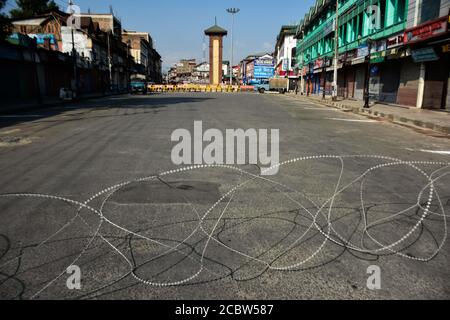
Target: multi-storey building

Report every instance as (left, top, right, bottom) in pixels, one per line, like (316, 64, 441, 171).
(274, 25, 298, 89)
(402, 0, 449, 109)
(10, 10, 69, 51)
(77, 13, 130, 92)
(176, 59, 197, 75)
(190, 61, 233, 84)
(148, 48, 162, 83)
(239, 52, 274, 85)
(295, 0, 449, 110)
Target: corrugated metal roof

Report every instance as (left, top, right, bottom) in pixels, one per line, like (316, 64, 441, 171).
(12, 17, 48, 26)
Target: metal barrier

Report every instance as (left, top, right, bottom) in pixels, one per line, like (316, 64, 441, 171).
(148, 84, 254, 93)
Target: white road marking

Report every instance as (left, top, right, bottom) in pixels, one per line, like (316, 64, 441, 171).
(326, 118, 378, 123)
(406, 148, 450, 155)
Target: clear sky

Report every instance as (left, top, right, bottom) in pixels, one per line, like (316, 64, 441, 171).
(4, 0, 316, 71)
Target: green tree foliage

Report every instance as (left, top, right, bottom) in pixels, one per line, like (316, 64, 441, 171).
(0, 0, 11, 41)
(10, 0, 59, 19)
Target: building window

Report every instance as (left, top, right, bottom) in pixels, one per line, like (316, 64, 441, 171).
(379, 0, 386, 29)
(396, 0, 406, 23)
(420, 0, 441, 23)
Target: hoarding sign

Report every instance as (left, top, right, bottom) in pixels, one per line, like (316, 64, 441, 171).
(254, 57, 274, 67)
(27, 34, 57, 46)
(404, 17, 447, 44)
(254, 65, 275, 78)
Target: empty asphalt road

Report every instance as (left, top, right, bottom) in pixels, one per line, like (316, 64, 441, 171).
(0, 93, 449, 299)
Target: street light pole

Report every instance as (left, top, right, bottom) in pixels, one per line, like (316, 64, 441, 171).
(226, 8, 240, 86)
(363, 38, 372, 108)
(300, 30, 305, 95)
(332, 0, 339, 101)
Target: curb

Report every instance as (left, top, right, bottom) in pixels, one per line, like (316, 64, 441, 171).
(301, 97, 450, 135)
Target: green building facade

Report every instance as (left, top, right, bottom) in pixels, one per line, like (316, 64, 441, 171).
(295, 0, 450, 109)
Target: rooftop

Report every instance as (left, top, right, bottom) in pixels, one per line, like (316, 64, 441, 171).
(12, 17, 48, 26)
(204, 24, 228, 36)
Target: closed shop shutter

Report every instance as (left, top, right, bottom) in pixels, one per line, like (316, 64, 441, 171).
(345, 67, 356, 98)
(423, 59, 449, 109)
(354, 65, 365, 100)
(397, 58, 420, 107)
(379, 60, 401, 103)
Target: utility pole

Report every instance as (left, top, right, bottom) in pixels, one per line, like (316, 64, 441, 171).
(31, 39, 42, 105)
(226, 8, 240, 86)
(363, 38, 372, 108)
(300, 30, 305, 95)
(332, 0, 339, 101)
(69, 0, 78, 98)
(107, 32, 113, 92)
(322, 60, 326, 100)
(284, 34, 290, 92)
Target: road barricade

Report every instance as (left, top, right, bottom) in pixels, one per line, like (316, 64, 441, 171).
(147, 84, 254, 93)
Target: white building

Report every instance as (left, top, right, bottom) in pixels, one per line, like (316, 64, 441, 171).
(191, 62, 232, 84)
(274, 25, 298, 89)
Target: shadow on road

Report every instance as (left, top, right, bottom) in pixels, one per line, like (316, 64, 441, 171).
(0, 94, 214, 128)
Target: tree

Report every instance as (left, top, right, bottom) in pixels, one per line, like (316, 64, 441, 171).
(10, 0, 59, 19)
(0, 0, 11, 41)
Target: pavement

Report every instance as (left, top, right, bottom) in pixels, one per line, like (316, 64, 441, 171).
(0, 92, 449, 300)
(291, 93, 450, 135)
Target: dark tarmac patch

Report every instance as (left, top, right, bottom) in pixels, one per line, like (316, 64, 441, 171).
(110, 180, 222, 205)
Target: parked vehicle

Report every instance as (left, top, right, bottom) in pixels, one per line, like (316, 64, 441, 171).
(253, 79, 270, 93)
(59, 87, 76, 100)
(130, 78, 148, 94)
(254, 78, 289, 94)
(269, 78, 289, 94)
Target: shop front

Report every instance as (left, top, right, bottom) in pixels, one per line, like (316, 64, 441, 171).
(402, 16, 450, 109)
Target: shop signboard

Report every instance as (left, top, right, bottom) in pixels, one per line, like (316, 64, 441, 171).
(404, 17, 448, 44)
(386, 33, 404, 49)
(254, 56, 274, 67)
(370, 65, 379, 76)
(370, 40, 386, 54)
(314, 58, 324, 69)
(339, 50, 356, 64)
(411, 47, 439, 62)
(442, 43, 450, 53)
(282, 58, 289, 71)
(357, 44, 369, 58)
